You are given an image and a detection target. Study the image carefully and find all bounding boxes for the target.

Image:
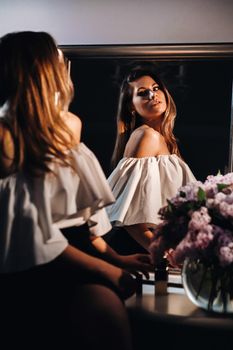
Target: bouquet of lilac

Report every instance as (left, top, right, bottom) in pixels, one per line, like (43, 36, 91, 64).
(149, 172, 233, 312)
(149, 172, 233, 267)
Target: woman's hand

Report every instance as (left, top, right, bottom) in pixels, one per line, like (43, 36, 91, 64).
(91, 236, 154, 279)
(117, 253, 154, 280)
(164, 249, 182, 268)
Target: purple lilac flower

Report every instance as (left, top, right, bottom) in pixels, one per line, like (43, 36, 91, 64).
(219, 201, 233, 218)
(207, 192, 233, 218)
(195, 226, 214, 249)
(172, 225, 214, 264)
(215, 226, 233, 266)
(219, 245, 233, 266)
(188, 207, 211, 231)
(170, 181, 204, 205)
(171, 232, 198, 264)
(204, 173, 233, 198)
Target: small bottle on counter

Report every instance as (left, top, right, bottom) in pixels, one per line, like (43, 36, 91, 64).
(154, 257, 168, 295)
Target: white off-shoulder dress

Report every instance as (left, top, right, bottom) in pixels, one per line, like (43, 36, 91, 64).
(106, 155, 196, 227)
(0, 143, 115, 273)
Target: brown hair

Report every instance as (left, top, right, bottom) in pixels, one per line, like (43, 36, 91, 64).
(0, 31, 75, 177)
(111, 64, 181, 168)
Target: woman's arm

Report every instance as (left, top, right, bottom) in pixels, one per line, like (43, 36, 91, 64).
(124, 223, 154, 251)
(90, 236, 153, 278)
(59, 244, 137, 299)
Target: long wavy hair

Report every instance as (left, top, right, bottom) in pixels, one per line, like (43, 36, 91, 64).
(111, 64, 181, 168)
(0, 31, 75, 178)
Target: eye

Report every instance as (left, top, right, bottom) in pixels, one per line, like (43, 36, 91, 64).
(153, 86, 160, 92)
(137, 89, 150, 97)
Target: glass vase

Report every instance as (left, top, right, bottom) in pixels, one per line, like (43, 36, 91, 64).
(181, 258, 233, 313)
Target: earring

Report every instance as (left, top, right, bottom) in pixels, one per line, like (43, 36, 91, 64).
(130, 111, 136, 129)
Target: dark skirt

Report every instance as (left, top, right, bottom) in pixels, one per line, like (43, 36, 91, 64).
(0, 224, 122, 348)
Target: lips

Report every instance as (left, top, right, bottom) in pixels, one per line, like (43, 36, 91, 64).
(150, 100, 160, 106)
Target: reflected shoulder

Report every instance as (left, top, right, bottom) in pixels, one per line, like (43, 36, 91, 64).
(126, 127, 161, 158)
(134, 127, 161, 157)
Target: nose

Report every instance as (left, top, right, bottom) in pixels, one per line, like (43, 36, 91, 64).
(148, 90, 155, 100)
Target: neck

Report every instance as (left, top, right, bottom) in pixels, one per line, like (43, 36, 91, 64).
(142, 119, 162, 133)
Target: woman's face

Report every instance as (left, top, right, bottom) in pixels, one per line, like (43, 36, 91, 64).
(130, 75, 167, 122)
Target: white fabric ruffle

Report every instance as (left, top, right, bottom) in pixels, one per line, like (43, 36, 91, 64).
(0, 143, 114, 273)
(107, 155, 196, 227)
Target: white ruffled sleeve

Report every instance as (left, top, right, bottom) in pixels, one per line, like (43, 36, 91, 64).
(107, 155, 196, 227)
(46, 143, 115, 236)
(0, 175, 68, 273)
(0, 143, 115, 273)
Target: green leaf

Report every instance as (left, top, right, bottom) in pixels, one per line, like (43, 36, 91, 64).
(217, 183, 229, 192)
(167, 200, 174, 213)
(197, 187, 206, 201)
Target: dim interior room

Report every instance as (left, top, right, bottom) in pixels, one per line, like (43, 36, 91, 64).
(1, 0, 233, 349)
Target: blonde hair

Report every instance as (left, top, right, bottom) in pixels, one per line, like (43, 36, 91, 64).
(0, 31, 75, 177)
(111, 65, 181, 168)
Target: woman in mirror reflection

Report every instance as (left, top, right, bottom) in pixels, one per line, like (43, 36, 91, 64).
(104, 64, 196, 256)
(0, 31, 153, 350)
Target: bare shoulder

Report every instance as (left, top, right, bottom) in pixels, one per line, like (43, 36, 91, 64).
(63, 111, 82, 131)
(124, 126, 162, 157)
(61, 111, 82, 144)
(137, 126, 161, 141)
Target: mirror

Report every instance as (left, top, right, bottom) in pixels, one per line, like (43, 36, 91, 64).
(60, 44, 233, 181)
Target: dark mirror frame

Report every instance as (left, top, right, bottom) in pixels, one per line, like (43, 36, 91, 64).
(60, 43, 233, 180)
